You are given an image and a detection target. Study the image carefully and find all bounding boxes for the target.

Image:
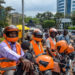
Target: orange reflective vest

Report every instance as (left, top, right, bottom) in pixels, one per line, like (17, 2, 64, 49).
(31, 40, 44, 56)
(48, 37, 56, 50)
(46, 37, 56, 56)
(0, 40, 21, 74)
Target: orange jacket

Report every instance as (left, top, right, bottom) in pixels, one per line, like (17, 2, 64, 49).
(0, 40, 21, 74)
(31, 40, 44, 56)
(47, 37, 56, 56)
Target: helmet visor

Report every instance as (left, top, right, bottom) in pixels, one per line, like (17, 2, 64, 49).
(6, 31, 18, 38)
(34, 32, 43, 38)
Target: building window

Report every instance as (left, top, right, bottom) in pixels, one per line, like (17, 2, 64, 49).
(73, 1, 75, 3)
(58, 6, 64, 9)
(58, 0, 64, 3)
(58, 3, 64, 6)
(73, 4, 75, 7)
(72, 8, 75, 10)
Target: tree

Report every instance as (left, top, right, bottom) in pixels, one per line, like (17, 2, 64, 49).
(54, 12, 64, 28)
(36, 12, 53, 21)
(42, 20, 55, 28)
(32, 18, 40, 24)
(0, 1, 6, 27)
(5, 6, 15, 13)
(36, 12, 54, 26)
(54, 12, 64, 19)
(0, 0, 5, 4)
(5, 6, 15, 17)
(71, 11, 75, 26)
(0, 0, 14, 27)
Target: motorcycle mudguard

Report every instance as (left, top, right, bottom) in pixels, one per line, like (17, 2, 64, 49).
(44, 70, 52, 75)
(52, 62, 60, 73)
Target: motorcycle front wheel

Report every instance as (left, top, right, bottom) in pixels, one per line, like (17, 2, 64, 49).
(44, 70, 52, 75)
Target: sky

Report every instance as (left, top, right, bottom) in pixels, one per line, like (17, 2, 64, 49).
(4, 0, 57, 17)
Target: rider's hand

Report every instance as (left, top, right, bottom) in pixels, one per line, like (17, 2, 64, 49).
(19, 57, 34, 72)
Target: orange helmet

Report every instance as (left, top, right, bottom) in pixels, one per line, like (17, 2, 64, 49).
(49, 28, 57, 38)
(36, 55, 54, 71)
(66, 45, 74, 54)
(56, 40, 68, 53)
(3, 25, 19, 42)
(49, 28, 57, 34)
(32, 29, 43, 42)
(49, 28, 57, 33)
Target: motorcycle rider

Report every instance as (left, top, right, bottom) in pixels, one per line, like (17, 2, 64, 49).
(55, 40, 70, 74)
(30, 29, 45, 56)
(31, 29, 54, 75)
(0, 25, 33, 75)
(46, 28, 57, 57)
(65, 45, 74, 60)
(65, 45, 75, 75)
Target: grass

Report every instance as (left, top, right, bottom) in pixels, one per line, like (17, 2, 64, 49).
(0, 37, 4, 42)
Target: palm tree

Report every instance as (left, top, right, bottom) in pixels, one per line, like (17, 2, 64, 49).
(5, 6, 15, 17)
(0, 0, 5, 5)
(5, 6, 15, 25)
(5, 6, 15, 13)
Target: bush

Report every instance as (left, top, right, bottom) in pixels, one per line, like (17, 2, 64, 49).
(68, 27, 75, 30)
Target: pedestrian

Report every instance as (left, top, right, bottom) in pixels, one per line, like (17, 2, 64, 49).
(43, 29, 49, 40)
(57, 29, 70, 45)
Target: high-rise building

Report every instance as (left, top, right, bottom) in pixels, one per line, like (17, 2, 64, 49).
(71, 0, 75, 12)
(57, 0, 75, 16)
(57, 0, 66, 16)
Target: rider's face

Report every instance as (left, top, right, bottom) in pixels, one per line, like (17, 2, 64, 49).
(8, 31, 18, 38)
(50, 32, 57, 38)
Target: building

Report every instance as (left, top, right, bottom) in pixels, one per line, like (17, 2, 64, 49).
(11, 12, 22, 25)
(59, 18, 72, 29)
(57, 0, 75, 16)
(71, 0, 75, 12)
(57, 0, 65, 16)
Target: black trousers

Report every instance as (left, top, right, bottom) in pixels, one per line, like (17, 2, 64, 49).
(52, 72, 60, 75)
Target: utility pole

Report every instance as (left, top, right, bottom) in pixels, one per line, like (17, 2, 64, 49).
(22, 0, 25, 42)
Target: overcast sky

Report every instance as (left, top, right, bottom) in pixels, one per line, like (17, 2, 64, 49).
(4, 0, 57, 17)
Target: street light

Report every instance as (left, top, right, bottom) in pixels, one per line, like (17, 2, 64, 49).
(22, 0, 25, 42)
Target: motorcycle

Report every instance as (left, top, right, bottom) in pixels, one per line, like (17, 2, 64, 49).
(35, 55, 54, 75)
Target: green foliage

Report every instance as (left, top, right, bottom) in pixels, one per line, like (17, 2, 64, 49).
(0, 37, 4, 42)
(0, 1, 14, 27)
(68, 26, 75, 30)
(36, 12, 53, 21)
(24, 17, 32, 23)
(0, 20, 8, 27)
(0, 0, 5, 4)
(32, 18, 40, 24)
(54, 12, 64, 19)
(71, 11, 75, 26)
(63, 23, 70, 29)
(19, 16, 40, 24)
(42, 20, 55, 28)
